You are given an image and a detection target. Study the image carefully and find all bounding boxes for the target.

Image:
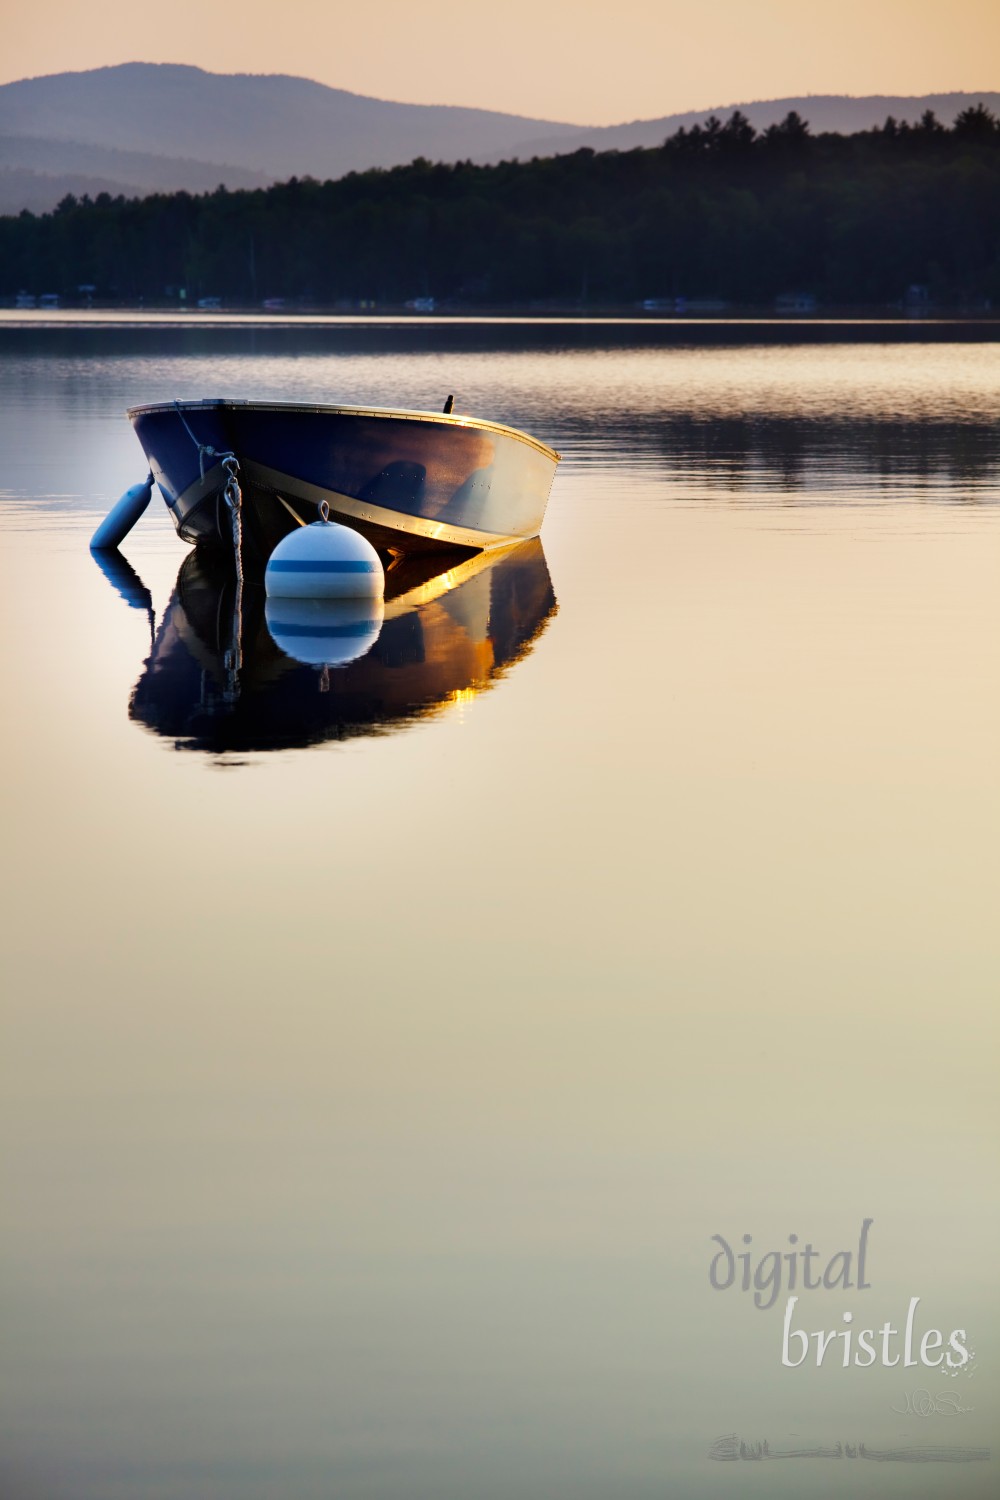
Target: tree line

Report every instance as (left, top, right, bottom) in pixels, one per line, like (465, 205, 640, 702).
(1, 106, 998, 308)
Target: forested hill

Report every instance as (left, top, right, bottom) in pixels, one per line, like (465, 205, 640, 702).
(1, 64, 994, 213)
(2, 106, 998, 310)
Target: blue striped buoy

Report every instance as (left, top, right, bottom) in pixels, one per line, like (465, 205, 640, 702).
(265, 501, 384, 600)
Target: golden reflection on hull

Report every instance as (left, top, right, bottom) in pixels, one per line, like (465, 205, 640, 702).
(127, 540, 556, 753)
(128, 399, 560, 561)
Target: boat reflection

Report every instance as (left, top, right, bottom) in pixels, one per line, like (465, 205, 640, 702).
(127, 540, 556, 752)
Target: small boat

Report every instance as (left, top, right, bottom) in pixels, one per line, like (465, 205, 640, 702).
(128, 397, 560, 564)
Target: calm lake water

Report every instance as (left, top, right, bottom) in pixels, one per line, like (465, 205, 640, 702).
(1, 317, 998, 1499)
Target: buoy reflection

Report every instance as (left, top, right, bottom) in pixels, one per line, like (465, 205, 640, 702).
(126, 540, 556, 752)
(265, 596, 386, 668)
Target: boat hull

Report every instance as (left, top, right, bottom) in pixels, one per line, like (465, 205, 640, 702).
(128, 399, 560, 561)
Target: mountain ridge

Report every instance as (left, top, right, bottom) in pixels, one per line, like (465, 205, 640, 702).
(1, 64, 997, 215)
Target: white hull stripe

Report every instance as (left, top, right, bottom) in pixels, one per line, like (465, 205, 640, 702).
(168, 460, 535, 551)
(245, 460, 529, 550)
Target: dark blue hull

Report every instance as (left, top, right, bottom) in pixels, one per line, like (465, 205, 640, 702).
(128, 399, 560, 561)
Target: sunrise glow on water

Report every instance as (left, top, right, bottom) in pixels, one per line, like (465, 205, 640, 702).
(1, 319, 997, 1499)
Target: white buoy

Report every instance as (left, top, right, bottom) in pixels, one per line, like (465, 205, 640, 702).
(90, 472, 155, 551)
(265, 595, 385, 668)
(265, 501, 384, 599)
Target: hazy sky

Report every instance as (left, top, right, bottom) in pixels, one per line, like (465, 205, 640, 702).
(2, 0, 997, 124)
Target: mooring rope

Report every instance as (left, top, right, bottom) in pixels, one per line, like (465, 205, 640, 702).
(173, 402, 244, 702)
(220, 455, 244, 703)
(172, 400, 229, 482)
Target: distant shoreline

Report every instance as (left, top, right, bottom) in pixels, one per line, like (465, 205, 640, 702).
(2, 307, 998, 329)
